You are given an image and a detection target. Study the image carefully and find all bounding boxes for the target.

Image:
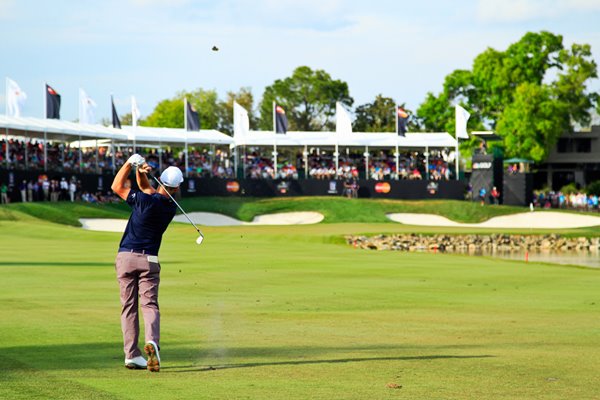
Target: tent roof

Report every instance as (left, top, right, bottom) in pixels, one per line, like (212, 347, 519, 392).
(0, 115, 128, 141)
(0, 116, 234, 145)
(235, 130, 457, 148)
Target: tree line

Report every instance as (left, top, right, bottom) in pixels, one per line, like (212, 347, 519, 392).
(133, 31, 599, 163)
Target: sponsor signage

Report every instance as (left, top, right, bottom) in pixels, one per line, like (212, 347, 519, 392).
(188, 179, 196, 193)
(327, 181, 338, 194)
(374, 182, 391, 194)
(226, 181, 240, 193)
(472, 161, 492, 170)
(277, 181, 290, 194)
(427, 181, 439, 195)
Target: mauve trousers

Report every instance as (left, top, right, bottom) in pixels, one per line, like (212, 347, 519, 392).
(115, 251, 161, 359)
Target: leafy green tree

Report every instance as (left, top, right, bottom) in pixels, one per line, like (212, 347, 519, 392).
(353, 95, 417, 133)
(258, 66, 353, 131)
(416, 31, 598, 162)
(143, 88, 221, 130)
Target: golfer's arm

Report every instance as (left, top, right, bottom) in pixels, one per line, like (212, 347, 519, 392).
(136, 169, 156, 195)
(111, 163, 132, 200)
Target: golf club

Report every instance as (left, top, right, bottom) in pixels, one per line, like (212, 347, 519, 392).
(150, 174, 204, 245)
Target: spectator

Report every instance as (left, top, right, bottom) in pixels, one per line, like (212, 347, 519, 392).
(1, 182, 8, 204)
(491, 186, 500, 205)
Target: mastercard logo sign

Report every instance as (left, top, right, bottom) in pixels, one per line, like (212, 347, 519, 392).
(374, 182, 391, 194)
(226, 181, 240, 193)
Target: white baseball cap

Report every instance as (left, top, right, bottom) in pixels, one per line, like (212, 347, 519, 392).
(160, 166, 184, 188)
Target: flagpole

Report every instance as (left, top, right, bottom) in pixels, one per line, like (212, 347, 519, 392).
(455, 138, 460, 181)
(184, 98, 187, 131)
(5, 77, 8, 115)
(272, 101, 276, 133)
(43, 82, 47, 119)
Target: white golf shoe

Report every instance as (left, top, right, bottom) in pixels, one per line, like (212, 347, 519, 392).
(144, 341, 161, 372)
(125, 355, 147, 370)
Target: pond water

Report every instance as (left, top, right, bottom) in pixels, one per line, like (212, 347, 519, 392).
(445, 249, 600, 268)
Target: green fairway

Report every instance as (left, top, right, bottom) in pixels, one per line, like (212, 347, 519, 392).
(2, 208, 600, 399)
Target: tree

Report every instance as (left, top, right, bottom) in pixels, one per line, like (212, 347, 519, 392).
(143, 88, 221, 130)
(416, 31, 598, 162)
(353, 95, 417, 133)
(258, 66, 353, 131)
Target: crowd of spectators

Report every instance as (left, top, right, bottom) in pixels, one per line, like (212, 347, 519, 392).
(0, 174, 120, 205)
(533, 190, 599, 210)
(2, 138, 454, 182)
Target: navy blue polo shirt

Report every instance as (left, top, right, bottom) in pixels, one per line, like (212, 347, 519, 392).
(118, 189, 177, 256)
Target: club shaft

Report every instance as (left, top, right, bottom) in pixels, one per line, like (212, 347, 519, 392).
(151, 174, 203, 236)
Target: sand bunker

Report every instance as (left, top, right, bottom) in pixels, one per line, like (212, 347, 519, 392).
(175, 211, 324, 226)
(387, 211, 600, 229)
(80, 211, 324, 232)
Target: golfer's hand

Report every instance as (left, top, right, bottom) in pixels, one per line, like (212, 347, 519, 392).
(138, 163, 152, 174)
(127, 154, 145, 167)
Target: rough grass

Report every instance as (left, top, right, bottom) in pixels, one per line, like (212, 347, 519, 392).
(1, 216, 600, 399)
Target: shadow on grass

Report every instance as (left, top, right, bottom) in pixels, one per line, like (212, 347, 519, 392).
(0, 342, 494, 373)
(165, 354, 495, 373)
(0, 261, 115, 267)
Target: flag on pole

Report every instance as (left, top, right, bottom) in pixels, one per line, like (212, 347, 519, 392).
(397, 106, 409, 136)
(111, 96, 121, 129)
(233, 101, 250, 138)
(335, 102, 352, 136)
(131, 96, 141, 127)
(6, 78, 27, 117)
(186, 99, 200, 131)
(79, 88, 97, 124)
(45, 84, 61, 119)
(455, 104, 470, 139)
(275, 104, 288, 134)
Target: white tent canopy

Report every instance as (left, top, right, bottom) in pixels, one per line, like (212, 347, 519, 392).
(234, 130, 457, 148)
(0, 116, 234, 145)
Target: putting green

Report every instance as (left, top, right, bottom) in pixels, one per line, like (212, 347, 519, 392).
(1, 211, 600, 399)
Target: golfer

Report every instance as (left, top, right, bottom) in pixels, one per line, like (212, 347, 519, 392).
(111, 154, 183, 372)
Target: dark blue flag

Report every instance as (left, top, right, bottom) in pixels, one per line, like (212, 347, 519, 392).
(186, 100, 200, 131)
(397, 106, 409, 136)
(46, 84, 61, 119)
(275, 104, 288, 134)
(111, 96, 121, 129)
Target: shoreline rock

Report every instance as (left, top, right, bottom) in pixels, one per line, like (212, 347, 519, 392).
(346, 234, 600, 253)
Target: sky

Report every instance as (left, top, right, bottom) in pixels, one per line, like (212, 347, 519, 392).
(1, 0, 599, 123)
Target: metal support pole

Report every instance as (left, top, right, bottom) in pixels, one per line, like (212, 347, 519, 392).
(364, 146, 369, 180)
(395, 143, 399, 180)
(210, 144, 214, 178)
(61, 135, 65, 172)
(334, 143, 339, 179)
(159, 143, 163, 172)
(43, 131, 47, 172)
(303, 145, 308, 180)
(4, 127, 8, 169)
(273, 143, 278, 178)
(111, 139, 116, 174)
(78, 135, 82, 173)
(95, 139, 99, 174)
(425, 146, 429, 180)
(24, 131, 28, 170)
(184, 141, 189, 178)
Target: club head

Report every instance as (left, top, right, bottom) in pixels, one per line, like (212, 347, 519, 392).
(196, 235, 204, 245)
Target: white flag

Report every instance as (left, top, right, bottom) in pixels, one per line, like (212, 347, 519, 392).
(6, 78, 27, 117)
(79, 88, 97, 124)
(335, 102, 352, 136)
(233, 101, 250, 138)
(455, 104, 470, 139)
(131, 96, 141, 127)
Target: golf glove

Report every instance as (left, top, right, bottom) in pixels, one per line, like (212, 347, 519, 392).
(127, 154, 145, 167)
